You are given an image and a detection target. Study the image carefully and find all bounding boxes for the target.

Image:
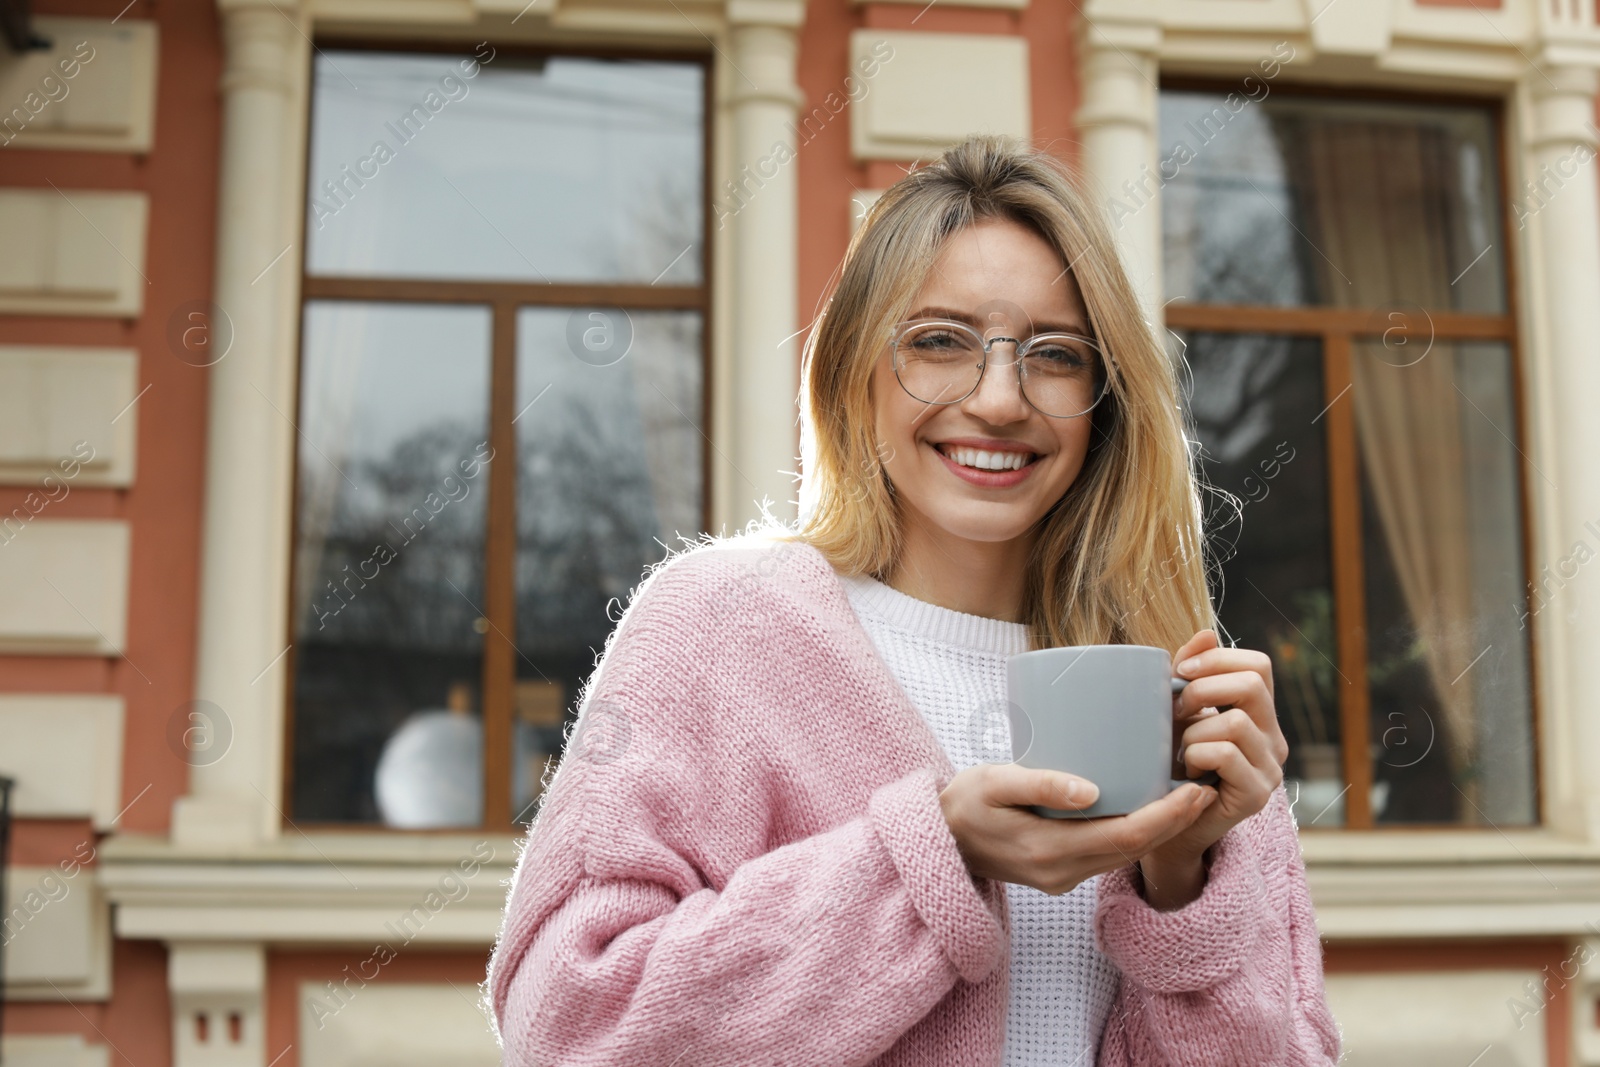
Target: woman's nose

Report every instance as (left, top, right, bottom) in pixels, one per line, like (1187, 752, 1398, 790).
(960, 341, 1031, 422)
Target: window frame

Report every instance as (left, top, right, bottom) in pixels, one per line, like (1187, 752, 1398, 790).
(1159, 78, 1543, 830)
(281, 39, 716, 833)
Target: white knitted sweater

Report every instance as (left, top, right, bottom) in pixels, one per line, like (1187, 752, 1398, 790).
(837, 571, 1120, 1066)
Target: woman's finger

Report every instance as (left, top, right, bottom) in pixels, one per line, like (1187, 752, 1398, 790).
(1176, 645, 1275, 697)
(1173, 629, 1220, 669)
(1004, 783, 1209, 892)
(1178, 671, 1281, 741)
(1181, 739, 1277, 796)
(1087, 783, 1210, 857)
(978, 763, 1102, 810)
(1179, 707, 1278, 771)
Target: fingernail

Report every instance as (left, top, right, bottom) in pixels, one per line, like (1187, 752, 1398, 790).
(1067, 779, 1100, 805)
(1178, 657, 1199, 675)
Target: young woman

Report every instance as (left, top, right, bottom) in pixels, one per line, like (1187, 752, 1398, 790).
(487, 136, 1342, 1066)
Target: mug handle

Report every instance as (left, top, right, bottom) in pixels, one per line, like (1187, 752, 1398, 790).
(1169, 676, 1222, 789)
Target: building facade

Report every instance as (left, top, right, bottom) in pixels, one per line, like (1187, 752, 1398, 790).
(2, 0, 1600, 1063)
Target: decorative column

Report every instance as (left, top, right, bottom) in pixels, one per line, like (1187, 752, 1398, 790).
(1074, 8, 1162, 326)
(172, 0, 310, 847)
(1522, 61, 1600, 843)
(723, 0, 805, 528)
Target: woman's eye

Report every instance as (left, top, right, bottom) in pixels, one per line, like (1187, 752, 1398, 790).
(909, 331, 967, 351)
(1028, 342, 1091, 368)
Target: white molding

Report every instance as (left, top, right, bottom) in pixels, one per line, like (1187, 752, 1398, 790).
(0, 1035, 111, 1067)
(0, 520, 131, 656)
(0, 346, 139, 487)
(99, 834, 516, 945)
(102, 829, 521, 864)
(299, 983, 500, 1067)
(3, 867, 113, 1002)
(0, 17, 160, 154)
(91, 828, 1600, 945)
(0, 190, 148, 318)
(850, 0, 1025, 7)
(1324, 970, 1547, 1065)
(0, 695, 125, 827)
(1300, 828, 1600, 865)
(849, 30, 1031, 162)
(1305, 0, 1393, 59)
(1107, 0, 1304, 35)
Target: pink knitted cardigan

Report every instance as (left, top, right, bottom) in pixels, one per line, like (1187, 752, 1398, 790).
(486, 534, 1343, 1066)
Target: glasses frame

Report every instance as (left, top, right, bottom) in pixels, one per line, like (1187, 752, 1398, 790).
(887, 318, 1111, 420)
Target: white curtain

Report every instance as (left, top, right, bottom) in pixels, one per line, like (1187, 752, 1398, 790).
(1281, 114, 1483, 819)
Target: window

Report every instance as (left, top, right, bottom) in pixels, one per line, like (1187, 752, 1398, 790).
(1160, 88, 1536, 828)
(286, 45, 709, 831)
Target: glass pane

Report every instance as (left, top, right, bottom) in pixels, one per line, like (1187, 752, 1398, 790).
(510, 308, 705, 823)
(306, 51, 704, 284)
(1178, 332, 1346, 825)
(1356, 340, 1536, 825)
(290, 301, 491, 826)
(1161, 92, 1505, 312)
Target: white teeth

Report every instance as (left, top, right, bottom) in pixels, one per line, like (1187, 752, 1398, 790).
(941, 446, 1032, 471)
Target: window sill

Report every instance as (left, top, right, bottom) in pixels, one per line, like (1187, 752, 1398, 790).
(96, 828, 1600, 946)
(1301, 829, 1600, 940)
(1298, 827, 1600, 866)
(97, 831, 524, 947)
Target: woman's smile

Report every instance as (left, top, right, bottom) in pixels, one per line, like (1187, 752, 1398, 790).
(927, 436, 1045, 488)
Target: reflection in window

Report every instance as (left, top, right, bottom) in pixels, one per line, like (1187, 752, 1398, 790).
(290, 303, 491, 825)
(1161, 93, 1505, 312)
(1179, 332, 1346, 824)
(305, 50, 704, 284)
(510, 309, 704, 822)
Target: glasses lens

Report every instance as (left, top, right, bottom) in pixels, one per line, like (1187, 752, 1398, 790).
(894, 323, 983, 405)
(1020, 335, 1107, 418)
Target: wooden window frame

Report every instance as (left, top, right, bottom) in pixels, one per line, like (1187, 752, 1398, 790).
(282, 40, 715, 833)
(1161, 82, 1542, 830)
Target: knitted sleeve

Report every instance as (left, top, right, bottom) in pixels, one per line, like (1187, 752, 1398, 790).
(484, 550, 1008, 1067)
(1092, 785, 1343, 1066)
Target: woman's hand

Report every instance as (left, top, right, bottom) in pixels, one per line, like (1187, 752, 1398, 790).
(1139, 629, 1288, 909)
(939, 763, 1217, 896)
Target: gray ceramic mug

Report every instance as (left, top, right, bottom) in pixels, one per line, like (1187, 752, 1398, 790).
(1006, 644, 1220, 819)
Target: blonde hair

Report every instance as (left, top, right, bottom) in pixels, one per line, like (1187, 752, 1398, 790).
(791, 135, 1215, 654)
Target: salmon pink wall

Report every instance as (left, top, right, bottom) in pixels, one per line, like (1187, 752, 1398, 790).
(0, 0, 220, 837)
(14, 942, 173, 1065)
(0, 0, 221, 1060)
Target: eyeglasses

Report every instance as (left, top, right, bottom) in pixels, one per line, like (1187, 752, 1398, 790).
(888, 319, 1109, 419)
